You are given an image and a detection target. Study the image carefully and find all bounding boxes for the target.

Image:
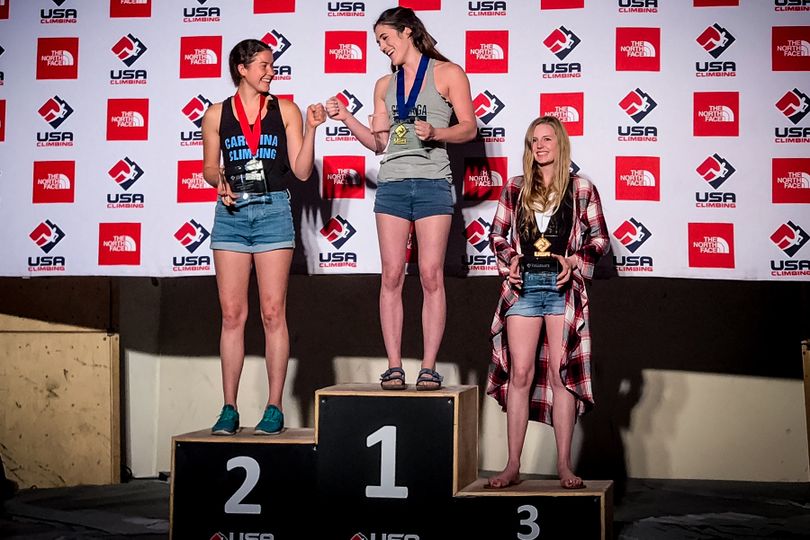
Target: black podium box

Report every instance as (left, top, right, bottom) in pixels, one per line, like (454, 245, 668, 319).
(169, 384, 613, 538)
(170, 428, 316, 539)
(455, 478, 613, 539)
(314, 384, 478, 536)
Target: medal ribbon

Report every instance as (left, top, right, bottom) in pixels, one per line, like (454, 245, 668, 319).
(396, 55, 429, 121)
(233, 92, 266, 158)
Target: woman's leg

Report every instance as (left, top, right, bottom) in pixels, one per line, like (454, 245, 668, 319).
(213, 249, 254, 407)
(488, 315, 543, 488)
(413, 214, 452, 374)
(375, 213, 413, 372)
(544, 314, 582, 488)
(253, 248, 294, 410)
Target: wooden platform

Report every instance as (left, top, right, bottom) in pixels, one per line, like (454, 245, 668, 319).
(170, 383, 613, 539)
(172, 427, 315, 444)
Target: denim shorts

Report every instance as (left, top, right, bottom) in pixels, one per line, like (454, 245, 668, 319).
(505, 271, 565, 317)
(374, 178, 455, 221)
(210, 191, 294, 253)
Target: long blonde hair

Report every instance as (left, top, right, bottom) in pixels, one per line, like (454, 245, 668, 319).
(519, 116, 572, 237)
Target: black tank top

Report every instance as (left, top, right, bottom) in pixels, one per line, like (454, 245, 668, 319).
(219, 95, 294, 191)
(519, 178, 574, 271)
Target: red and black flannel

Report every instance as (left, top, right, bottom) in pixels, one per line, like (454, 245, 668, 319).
(487, 174, 610, 425)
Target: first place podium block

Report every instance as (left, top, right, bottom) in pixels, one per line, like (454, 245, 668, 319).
(315, 384, 478, 535)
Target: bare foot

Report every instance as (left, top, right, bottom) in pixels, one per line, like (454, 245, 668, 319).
(486, 467, 521, 489)
(559, 467, 584, 489)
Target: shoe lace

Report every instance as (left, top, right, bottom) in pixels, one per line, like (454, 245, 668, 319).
(218, 406, 237, 422)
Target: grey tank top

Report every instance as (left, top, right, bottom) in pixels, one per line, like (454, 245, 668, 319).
(378, 57, 453, 182)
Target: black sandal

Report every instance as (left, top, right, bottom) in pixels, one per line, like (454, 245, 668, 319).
(380, 367, 407, 390)
(416, 368, 443, 391)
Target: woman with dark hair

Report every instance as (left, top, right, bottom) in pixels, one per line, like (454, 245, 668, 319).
(201, 38, 326, 435)
(325, 7, 476, 391)
(486, 116, 609, 489)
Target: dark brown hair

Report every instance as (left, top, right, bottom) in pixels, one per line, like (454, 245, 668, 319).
(228, 39, 272, 86)
(374, 7, 449, 71)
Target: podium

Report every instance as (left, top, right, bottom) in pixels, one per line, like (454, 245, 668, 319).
(171, 385, 612, 539)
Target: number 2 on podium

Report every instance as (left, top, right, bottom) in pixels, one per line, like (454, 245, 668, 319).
(365, 425, 408, 499)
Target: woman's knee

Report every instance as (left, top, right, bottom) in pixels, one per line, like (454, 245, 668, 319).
(220, 304, 248, 331)
(259, 301, 286, 331)
(548, 367, 565, 390)
(418, 265, 444, 294)
(380, 265, 405, 292)
(509, 364, 535, 389)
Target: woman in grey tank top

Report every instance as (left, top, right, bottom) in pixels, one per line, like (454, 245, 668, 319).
(326, 7, 476, 391)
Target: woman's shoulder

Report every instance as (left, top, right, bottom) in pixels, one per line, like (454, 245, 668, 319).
(433, 59, 466, 79)
(506, 175, 523, 188)
(373, 73, 393, 95)
(275, 96, 298, 113)
(571, 174, 594, 190)
(202, 100, 223, 122)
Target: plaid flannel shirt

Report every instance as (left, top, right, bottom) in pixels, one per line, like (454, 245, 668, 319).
(487, 174, 610, 425)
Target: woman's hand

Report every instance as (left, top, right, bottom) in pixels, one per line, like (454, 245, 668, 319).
(217, 169, 237, 207)
(554, 254, 577, 289)
(508, 254, 523, 289)
(414, 119, 436, 141)
(325, 96, 350, 121)
(307, 103, 327, 129)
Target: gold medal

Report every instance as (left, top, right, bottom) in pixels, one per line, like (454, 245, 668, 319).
(533, 235, 551, 257)
(392, 123, 409, 145)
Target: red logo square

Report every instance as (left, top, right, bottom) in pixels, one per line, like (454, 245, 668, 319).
(0, 1, 9, 19)
(177, 160, 216, 203)
(107, 98, 149, 141)
(0, 100, 5, 142)
(694, 0, 738, 5)
(615, 156, 660, 201)
(465, 30, 509, 74)
(400, 0, 441, 9)
(772, 158, 810, 204)
(322, 156, 365, 199)
(540, 92, 584, 136)
(275, 94, 294, 102)
(180, 36, 222, 78)
(772, 27, 810, 72)
(98, 223, 141, 266)
(616, 28, 660, 71)
(33, 161, 75, 204)
(693, 92, 739, 136)
(541, 0, 584, 8)
(254, 0, 295, 13)
(110, 0, 151, 17)
(688, 222, 735, 268)
(463, 156, 507, 201)
(324, 31, 367, 74)
(36, 37, 79, 80)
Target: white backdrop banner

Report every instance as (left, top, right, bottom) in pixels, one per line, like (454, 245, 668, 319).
(0, 0, 808, 280)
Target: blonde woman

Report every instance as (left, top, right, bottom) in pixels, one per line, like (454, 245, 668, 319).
(487, 116, 609, 489)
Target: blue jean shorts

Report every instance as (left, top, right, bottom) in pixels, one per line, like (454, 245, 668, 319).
(506, 271, 565, 317)
(210, 191, 294, 253)
(374, 178, 455, 221)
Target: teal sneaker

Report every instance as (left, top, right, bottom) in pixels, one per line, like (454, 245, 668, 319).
(254, 404, 284, 435)
(211, 404, 239, 435)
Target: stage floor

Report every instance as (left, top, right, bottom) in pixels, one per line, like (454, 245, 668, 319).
(1, 475, 808, 539)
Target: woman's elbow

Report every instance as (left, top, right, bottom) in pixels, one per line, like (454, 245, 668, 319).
(460, 121, 478, 142)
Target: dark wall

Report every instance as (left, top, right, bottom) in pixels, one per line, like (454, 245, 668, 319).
(1, 274, 807, 492)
